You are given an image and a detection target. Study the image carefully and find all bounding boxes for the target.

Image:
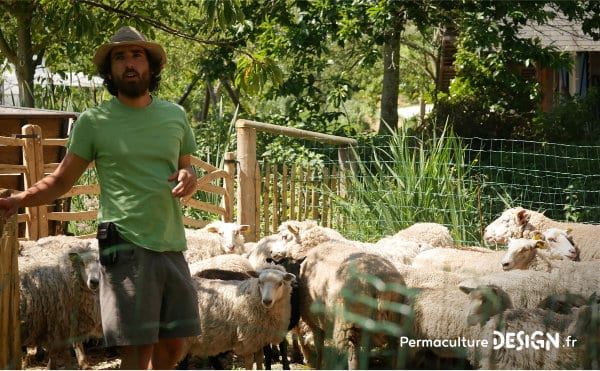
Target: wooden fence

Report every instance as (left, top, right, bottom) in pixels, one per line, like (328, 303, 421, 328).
(0, 189, 20, 369)
(236, 119, 357, 241)
(259, 161, 343, 236)
(0, 124, 235, 240)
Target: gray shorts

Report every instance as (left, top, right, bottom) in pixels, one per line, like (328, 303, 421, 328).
(99, 243, 201, 346)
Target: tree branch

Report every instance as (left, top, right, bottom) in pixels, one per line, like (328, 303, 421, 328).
(79, 0, 258, 62)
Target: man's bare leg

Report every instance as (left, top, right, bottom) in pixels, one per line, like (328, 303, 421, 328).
(151, 338, 186, 370)
(119, 344, 153, 370)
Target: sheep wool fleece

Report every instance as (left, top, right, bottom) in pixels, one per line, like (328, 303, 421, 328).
(67, 96, 197, 252)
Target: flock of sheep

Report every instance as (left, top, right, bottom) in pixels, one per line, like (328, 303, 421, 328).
(15, 206, 600, 369)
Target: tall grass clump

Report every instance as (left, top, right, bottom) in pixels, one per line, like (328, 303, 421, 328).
(333, 124, 482, 245)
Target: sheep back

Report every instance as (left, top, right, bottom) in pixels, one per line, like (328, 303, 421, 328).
(411, 247, 505, 275)
(393, 222, 454, 248)
(299, 242, 407, 353)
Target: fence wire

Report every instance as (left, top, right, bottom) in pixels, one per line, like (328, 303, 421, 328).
(259, 136, 600, 246)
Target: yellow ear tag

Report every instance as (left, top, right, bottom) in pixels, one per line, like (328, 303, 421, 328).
(536, 241, 547, 249)
(533, 232, 542, 240)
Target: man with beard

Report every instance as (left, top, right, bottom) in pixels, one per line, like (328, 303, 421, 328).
(0, 26, 201, 369)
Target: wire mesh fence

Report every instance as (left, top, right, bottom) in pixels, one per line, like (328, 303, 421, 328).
(257, 134, 600, 246)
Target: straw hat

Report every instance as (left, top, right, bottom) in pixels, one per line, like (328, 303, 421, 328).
(92, 26, 166, 69)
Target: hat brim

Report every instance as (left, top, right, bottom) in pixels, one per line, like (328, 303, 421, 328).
(92, 40, 167, 70)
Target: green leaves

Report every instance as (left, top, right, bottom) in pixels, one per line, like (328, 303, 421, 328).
(235, 55, 283, 95)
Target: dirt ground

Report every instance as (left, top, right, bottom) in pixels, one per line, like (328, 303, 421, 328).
(20, 343, 310, 370)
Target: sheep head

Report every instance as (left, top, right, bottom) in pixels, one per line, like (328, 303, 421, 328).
(68, 249, 100, 291)
(257, 268, 295, 308)
(203, 221, 250, 254)
(462, 284, 514, 326)
(483, 207, 533, 245)
(540, 228, 579, 261)
(501, 238, 545, 271)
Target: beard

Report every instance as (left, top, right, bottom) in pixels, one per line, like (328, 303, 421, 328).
(112, 69, 151, 98)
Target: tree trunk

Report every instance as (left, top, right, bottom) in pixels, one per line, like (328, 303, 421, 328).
(378, 11, 404, 135)
(13, 1, 38, 108)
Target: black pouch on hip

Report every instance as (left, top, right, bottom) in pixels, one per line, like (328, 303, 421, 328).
(97, 222, 120, 265)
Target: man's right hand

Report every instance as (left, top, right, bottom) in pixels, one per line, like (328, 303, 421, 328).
(0, 196, 20, 219)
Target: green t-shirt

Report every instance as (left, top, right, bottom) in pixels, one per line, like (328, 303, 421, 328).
(67, 97, 197, 252)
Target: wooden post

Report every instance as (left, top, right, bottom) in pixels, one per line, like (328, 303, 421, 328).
(223, 152, 235, 222)
(20, 125, 44, 240)
(0, 188, 21, 369)
(236, 122, 258, 242)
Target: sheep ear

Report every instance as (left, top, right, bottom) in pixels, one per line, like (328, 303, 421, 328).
(535, 241, 547, 249)
(205, 226, 218, 233)
(516, 209, 529, 225)
(287, 223, 299, 234)
(239, 225, 250, 232)
(284, 273, 296, 282)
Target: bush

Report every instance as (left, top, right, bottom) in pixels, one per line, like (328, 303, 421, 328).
(530, 88, 600, 144)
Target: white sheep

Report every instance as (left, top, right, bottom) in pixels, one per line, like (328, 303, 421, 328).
(539, 227, 579, 260)
(458, 261, 600, 309)
(483, 206, 600, 260)
(272, 219, 347, 260)
(394, 262, 468, 289)
(271, 219, 426, 268)
(500, 234, 579, 272)
(184, 221, 250, 263)
(182, 266, 295, 370)
(244, 234, 283, 269)
(242, 236, 318, 367)
(298, 240, 409, 369)
(349, 222, 451, 266)
(392, 222, 454, 248)
(19, 237, 102, 369)
(366, 236, 432, 266)
(411, 246, 507, 276)
(408, 281, 500, 361)
(462, 285, 597, 369)
(188, 253, 255, 278)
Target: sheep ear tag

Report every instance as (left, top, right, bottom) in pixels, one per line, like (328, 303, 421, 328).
(533, 232, 542, 240)
(535, 241, 547, 249)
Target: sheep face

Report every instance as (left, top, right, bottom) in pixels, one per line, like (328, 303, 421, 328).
(269, 235, 292, 261)
(463, 285, 513, 326)
(541, 228, 579, 260)
(69, 250, 100, 291)
(204, 222, 250, 254)
(257, 268, 295, 308)
(501, 238, 544, 271)
(483, 207, 530, 244)
(267, 222, 301, 261)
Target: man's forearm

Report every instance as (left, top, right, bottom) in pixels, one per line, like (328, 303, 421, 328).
(13, 174, 73, 208)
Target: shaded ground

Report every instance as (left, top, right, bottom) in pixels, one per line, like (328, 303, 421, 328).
(21, 343, 309, 370)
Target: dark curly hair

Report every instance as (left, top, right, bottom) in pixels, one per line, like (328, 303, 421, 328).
(96, 48, 162, 96)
